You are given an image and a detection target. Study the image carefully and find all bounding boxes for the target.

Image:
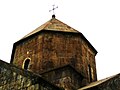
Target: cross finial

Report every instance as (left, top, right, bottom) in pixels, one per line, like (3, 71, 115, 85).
(49, 5, 58, 18)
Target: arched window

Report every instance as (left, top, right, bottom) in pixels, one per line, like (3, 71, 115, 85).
(23, 59, 30, 70)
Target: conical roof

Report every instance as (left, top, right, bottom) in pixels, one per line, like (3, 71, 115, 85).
(22, 15, 79, 40)
(15, 15, 97, 54)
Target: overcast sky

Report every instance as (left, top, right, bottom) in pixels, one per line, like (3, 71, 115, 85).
(0, 0, 120, 80)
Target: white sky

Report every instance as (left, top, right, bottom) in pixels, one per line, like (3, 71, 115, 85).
(0, 0, 120, 80)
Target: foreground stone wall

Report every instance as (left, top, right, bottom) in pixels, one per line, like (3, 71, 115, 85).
(79, 73, 120, 90)
(0, 60, 62, 90)
(98, 74, 120, 90)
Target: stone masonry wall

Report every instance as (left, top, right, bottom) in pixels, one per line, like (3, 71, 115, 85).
(80, 74, 120, 90)
(41, 65, 84, 90)
(81, 37, 97, 83)
(11, 30, 97, 87)
(98, 74, 120, 90)
(11, 31, 97, 76)
(0, 60, 62, 90)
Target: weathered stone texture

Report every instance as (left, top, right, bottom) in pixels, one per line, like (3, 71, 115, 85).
(0, 60, 62, 90)
(97, 74, 120, 90)
(41, 65, 84, 90)
(10, 17, 98, 90)
(81, 37, 97, 83)
(78, 74, 120, 90)
(11, 31, 97, 86)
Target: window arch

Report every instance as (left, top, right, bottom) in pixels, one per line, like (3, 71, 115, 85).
(23, 59, 30, 70)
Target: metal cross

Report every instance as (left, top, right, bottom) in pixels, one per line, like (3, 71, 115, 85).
(49, 5, 58, 15)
